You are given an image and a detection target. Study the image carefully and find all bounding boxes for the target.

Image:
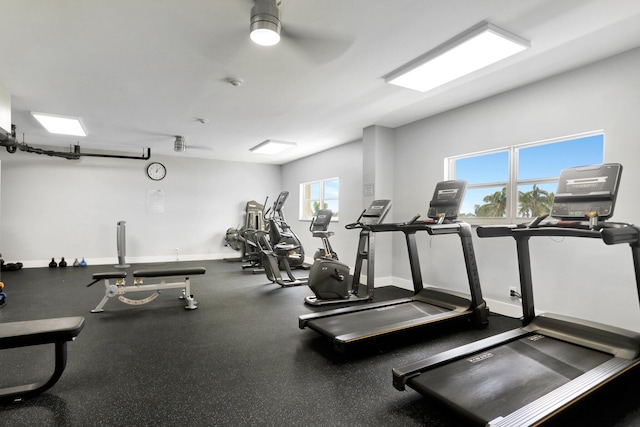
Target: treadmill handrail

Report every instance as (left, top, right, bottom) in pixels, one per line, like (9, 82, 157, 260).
(477, 221, 640, 326)
(365, 220, 464, 235)
(363, 220, 482, 300)
(477, 222, 639, 245)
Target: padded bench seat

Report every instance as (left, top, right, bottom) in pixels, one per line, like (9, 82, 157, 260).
(91, 271, 127, 281)
(132, 267, 206, 278)
(0, 317, 85, 350)
(0, 316, 85, 403)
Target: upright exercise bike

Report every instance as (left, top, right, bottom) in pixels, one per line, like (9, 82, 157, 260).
(305, 199, 392, 305)
(309, 209, 338, 261)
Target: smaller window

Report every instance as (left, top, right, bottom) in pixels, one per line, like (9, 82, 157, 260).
(300, 178, 339, 220)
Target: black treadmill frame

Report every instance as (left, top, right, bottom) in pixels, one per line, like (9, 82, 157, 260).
(392, 222, 640, 426)
(299, 220, 489, 351)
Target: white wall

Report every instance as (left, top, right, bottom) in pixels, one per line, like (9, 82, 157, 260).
(392, 46, 640, 330)
(0, 151, 281, 266)
(280, 141, 364, 271)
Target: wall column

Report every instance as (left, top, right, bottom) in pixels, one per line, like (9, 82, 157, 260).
(362, 125, 394, 282)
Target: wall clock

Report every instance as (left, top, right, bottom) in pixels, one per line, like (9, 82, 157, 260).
(146, 162, 167, 181)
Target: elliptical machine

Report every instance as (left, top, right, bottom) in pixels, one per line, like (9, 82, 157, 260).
(224, 199, 266, 272)
(256, 191, 314, 287)
(264, 191, 307, 269)
(305, 199, 391, 305)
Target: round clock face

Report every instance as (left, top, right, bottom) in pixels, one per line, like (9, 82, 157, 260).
(146, 162, 166, 180)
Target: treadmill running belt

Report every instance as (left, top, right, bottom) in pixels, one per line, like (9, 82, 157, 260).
(407, 334, 612, 425)
(308, 301, 451, 338)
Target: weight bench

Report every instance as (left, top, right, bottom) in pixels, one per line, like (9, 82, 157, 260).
(88, 267, 206, 313)
(0, 316, 85, 404)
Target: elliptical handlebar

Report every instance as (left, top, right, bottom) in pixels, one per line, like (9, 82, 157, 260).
(261, 196, 271, 220)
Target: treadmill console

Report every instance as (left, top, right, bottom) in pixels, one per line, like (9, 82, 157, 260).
(360, 199, 392, 225)
(427, 180, 467, 220)
(551, 163, 622, 220)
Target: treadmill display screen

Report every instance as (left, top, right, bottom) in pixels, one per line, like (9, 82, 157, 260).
(551, 163, 622, 220)
(360, 199, 392, 225)
(427, 180, 467, 220)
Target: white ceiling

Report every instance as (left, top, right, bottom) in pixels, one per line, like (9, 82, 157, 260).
(1, 0, 640, 165)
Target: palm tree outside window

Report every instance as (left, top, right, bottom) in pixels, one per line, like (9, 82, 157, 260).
(300, 178, 339, 220)
(448, 132, 603, 223)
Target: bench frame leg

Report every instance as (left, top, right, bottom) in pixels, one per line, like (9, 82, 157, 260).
(91, 277, 198, 312)
(181, 289, 198, 310)
(0, 341, 69, 404)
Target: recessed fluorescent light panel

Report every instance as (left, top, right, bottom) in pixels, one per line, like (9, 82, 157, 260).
(31, 112, 87, 136)
(249, 139, 296, 155)
(385, 22, 530, 92)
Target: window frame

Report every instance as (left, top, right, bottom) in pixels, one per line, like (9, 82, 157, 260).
(299, 177, 339, 221)
(446, 131, 604, 225)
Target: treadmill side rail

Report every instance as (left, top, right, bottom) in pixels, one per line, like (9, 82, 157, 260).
(333, 307, 470, 352)
(488, 357, 640, 427)
(392, 328, 528, 391)
(298, 296, 419, 328)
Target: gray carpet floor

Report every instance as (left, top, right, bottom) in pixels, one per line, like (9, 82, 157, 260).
(1, 260, 639, 426)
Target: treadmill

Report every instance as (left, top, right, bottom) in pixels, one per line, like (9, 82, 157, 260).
(393, 163, 640, 426)
(299, 180, 489, 352)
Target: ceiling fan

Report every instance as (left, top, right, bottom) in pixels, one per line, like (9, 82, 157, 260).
(249, 0, 282, 46)
(172, 134, 215, 154)
(246, 0, 354, 63)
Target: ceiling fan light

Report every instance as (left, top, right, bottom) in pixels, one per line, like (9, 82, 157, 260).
(250, 25, 281, 46)
(250, 0, 281, 46)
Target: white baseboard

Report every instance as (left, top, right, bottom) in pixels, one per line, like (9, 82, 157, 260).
(483, 298, 522, 318)
(16, 253, 229, 269)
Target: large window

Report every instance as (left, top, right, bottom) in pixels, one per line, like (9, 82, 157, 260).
(448, 132, 604, 223)
(300, 177, 339, 220)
